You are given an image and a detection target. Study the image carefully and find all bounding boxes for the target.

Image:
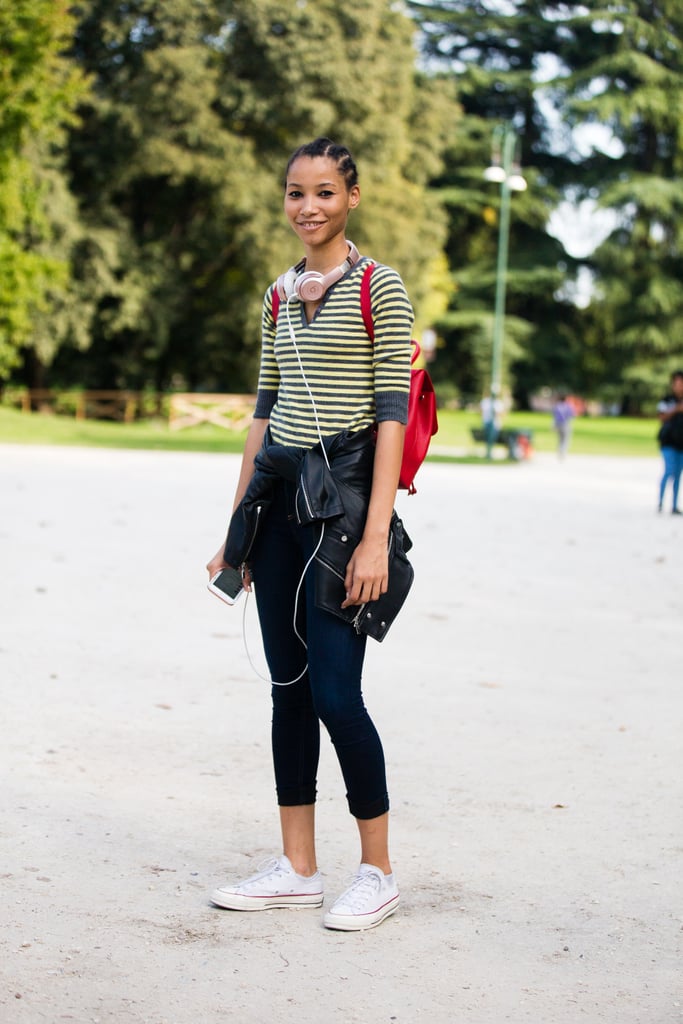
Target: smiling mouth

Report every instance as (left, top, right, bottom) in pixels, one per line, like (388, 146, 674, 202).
(298, 222, 324, 229)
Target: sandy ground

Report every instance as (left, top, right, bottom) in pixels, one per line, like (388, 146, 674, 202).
(1, 442, 681, 1024)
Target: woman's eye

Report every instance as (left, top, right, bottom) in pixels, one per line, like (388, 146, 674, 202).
(287, 190, 303, 199)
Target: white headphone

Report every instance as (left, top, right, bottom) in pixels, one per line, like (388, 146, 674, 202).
(276, 241, 361, 302)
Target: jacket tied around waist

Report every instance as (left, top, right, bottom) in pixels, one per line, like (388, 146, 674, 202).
(223, 426, 414, 642)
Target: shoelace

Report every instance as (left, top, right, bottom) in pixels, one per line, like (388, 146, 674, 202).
(244, 857, 287, 885)
(336, 870, 381, 912)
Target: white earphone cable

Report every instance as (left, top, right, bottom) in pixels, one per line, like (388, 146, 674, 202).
(238, 289, 333, 687)
(240, 521, 325, 687)
(285, 295, 331, 471)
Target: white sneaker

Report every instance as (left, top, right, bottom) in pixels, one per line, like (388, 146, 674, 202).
(211, 855, 323, 911)
(323, 863, 399, 931)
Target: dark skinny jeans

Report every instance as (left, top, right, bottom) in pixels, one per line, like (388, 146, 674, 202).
(249, 480, 389, 820)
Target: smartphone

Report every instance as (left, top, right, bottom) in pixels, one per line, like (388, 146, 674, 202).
(207, 566, 245, 605)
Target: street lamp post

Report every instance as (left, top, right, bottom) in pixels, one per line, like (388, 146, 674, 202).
(483, 126, 526, 458)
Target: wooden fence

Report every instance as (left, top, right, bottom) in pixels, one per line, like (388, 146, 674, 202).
(6, 389, 143, 422)
(168, 393, 255, 431)
(4, 389, 255, 432)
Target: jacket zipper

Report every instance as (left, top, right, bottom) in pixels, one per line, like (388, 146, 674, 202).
(352, 604, 367, 634)
(242, 504, 262, 562)
(296, 478, 315, 524)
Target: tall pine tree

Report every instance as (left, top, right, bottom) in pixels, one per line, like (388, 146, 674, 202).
(410, 0, 683, 408)
(557, 0, 683, 410)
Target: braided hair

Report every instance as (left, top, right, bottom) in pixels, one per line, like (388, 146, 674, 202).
(284, 137, 358, 191)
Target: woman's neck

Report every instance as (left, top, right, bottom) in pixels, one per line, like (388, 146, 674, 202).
(302, 238, 351, 274)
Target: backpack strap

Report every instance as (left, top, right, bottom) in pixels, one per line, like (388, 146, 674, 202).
(271, 287, 280, 323)
(360, 261, 376, 341)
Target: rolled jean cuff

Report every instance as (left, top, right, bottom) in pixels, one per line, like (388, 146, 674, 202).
(277, 785, 317, 807)
(348, 792, 390, 820)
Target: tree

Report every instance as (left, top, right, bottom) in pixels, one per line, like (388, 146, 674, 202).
(57, 0, 270, 391)
(555, 0, 683, 411)
(409, 0, 683, 410)
(0, 1, 87, 380)
(45, 0, 456, 392)
(221, 0, 459, 323)
(407, 0, 582, 405)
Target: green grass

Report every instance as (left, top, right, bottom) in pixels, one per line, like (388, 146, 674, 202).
(433, 409, 660, 457)
(0, 405, 661, 459)
(0, 405, 248, 454)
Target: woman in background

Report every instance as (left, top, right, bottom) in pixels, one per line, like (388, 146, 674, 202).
(657, 370, 683, 515)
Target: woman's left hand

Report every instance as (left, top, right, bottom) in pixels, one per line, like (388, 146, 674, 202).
(341, 420, 403, 608)
(341, 536, 389, 608)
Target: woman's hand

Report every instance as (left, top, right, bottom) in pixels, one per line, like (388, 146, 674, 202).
(206, 547, 251, 591)
(341, 534, 388, 608)
(206, 546, 229, 580)
(205, 418, 268, 591)
(341, 420, 404, 608)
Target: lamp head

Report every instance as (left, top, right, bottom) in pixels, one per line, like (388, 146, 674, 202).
(508, 173, 527, 192)
(484, 165, 507, 184)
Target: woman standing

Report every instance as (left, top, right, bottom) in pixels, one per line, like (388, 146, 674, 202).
(206, 138, 413, 930)
(657, 370, 683, 515)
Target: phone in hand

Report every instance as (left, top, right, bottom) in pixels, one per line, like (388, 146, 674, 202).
(207, 566, 245, 605)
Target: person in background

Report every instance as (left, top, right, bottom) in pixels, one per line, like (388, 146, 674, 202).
(481, 390, 504, 446)
(552, 392, 576, 459)
(656, 370, 683, 515)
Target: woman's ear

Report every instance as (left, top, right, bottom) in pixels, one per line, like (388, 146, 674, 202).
(348, 185, 360, 210)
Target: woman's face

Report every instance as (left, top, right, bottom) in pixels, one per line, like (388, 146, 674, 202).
(672, 375, 683, 399)
(284, 156, 359, 250)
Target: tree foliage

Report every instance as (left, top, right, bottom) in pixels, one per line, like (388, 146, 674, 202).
(556, 0, 683, 409)
(409, 0, 683, 409)
(4, 0, 683, 411)
(39, 0, 456, 392)
(0, 0, 87, 379)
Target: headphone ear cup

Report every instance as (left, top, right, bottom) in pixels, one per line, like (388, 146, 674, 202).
(296, 271, 326, 303)
(276, 244, 360, 304)
(277, 267, 299, 300)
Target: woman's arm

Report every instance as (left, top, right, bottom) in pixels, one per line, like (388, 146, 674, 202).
(206, 417, 269, 580)
(231, 417, 270, 511)
(659, 402, 683, 421)
(341, 420, 405, 608)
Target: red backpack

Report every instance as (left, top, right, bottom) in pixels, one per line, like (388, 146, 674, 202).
(360, 262, 438, 493)
(271, 261, 438, 494)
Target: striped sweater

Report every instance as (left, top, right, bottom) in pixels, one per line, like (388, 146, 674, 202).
(253, 258, 414, 447)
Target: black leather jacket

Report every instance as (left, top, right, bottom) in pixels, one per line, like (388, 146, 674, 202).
(224, 426, 413, 642)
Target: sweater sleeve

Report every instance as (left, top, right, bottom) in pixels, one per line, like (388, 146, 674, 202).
(253, 284, 279, 420)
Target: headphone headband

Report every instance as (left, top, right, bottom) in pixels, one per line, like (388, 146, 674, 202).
(276, 241, 361, 302)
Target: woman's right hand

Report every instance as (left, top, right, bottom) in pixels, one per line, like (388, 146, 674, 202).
(206, 547, 251, 591)
(206, 546, 228, 580)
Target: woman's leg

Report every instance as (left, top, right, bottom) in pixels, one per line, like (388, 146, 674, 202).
(305, 607, 389, 821)
(279, 805, 317, 875)
(672, 451, 683, 511)
(299, 541, 392, 869)
(659, 447, 675, 508)
(357, 811, 391, 874)
(249, 484, 320, 874)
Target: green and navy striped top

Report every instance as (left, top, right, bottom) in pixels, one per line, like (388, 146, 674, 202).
(254, 258, 414, 447)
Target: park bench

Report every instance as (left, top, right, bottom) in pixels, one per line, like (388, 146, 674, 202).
(470, 427, 534, 460)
